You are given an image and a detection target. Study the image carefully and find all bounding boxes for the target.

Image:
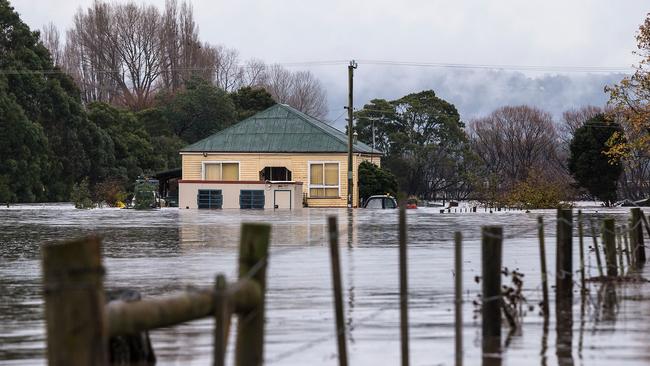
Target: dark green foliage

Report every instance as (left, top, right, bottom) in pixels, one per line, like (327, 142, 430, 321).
(158, 76, 236, 143)
(568, 114, 624, 205)
(133, 179, 158, 209)
(355, 90, 472, 200)
(70, 178, 94, 209)
(0, 0, 113, 201)
(358, 161, 398, 200)
(231, 86, 276, 121)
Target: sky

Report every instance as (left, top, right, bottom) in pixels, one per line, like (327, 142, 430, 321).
(11, 0, 650, 126)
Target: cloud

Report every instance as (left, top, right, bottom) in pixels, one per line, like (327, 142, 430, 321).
(318, 66, 624, 126)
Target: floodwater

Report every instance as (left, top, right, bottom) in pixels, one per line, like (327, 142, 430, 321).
(1, 204, 650, 365)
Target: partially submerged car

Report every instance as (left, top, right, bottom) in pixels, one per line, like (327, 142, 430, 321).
(362, 195, 398, 209)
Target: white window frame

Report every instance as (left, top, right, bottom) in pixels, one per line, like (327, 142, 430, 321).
(201, 161, 241, 181)
(307, 161, 341, 198)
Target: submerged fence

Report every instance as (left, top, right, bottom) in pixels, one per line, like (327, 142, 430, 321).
(40, 206, 650, 365)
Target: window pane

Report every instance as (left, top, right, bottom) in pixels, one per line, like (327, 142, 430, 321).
(222, 163, 239, 181)
(366, 198, 383, 208)
(384, 198, 396, 208)
(310, 164, 323, 185)
(310, 188, 324, 197)
(204, 163, 221, 180)
(324, 188, 338, 197)
(324, 163, 338, 186)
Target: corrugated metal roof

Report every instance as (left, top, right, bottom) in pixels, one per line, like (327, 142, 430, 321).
(181, 104, 382, 154)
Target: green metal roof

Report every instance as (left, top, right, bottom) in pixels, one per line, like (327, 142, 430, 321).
(180, 104, 382, 154)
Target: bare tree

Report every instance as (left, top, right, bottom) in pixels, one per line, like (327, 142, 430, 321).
(40, 22, 63, 66)
(258, 64, 328, 118)
(213, 45, 244, 92)
(470, 105, 563, 191)
(559, 105, 603, 144)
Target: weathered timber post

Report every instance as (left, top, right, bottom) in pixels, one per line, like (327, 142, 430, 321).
(42, 236, 108, 366)
(589, 219, 604, 277)
(616, 226, 625, 274)
(481, 226, 502, 360)
(623, 224, 631, 268)
(214, 274, 231, 366)
(454, 231, 463, 366)
(235, 223, 271, 366)
(555, 209, 574, 365)
(577, 210, 586, 290)
(328, 216, 349, 366)
(631, 208, 646, 266)
(602, 218, 617, 277)
(537, 216, 549, 318)
(399, 206, 410, 366)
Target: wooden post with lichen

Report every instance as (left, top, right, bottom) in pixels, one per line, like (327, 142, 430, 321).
(602, 218, 617, 277)
(235, 223, 270, 366)
(41, 236, 108, 366)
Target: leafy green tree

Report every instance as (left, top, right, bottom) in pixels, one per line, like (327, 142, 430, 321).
(0, 0, 113, 201)
(568, 114, 624, 205)
(231, 86, 276, 121)
(158, 76, 236, 143)
(355, 90, 471, 200)
(87, 102, 164, 183)
(358, 161, 398, 201)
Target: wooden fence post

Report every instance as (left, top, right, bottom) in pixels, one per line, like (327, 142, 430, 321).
(577, 210, 586, 290)
(328, 216, 349, 366)
(631, 208, 646, 266)
(41, 236, 108, 366)
(538, 216, 549, 318)
(556, 209, 573, 365)
(235, 223, 271, 366)
(454, 231, 463, 366)
(481, 226, 502, 359)
(589, 219, 604, 277)
(399, 207, 410, 366)
(602, 218, 617, 277)
(214, 274, 231, 366)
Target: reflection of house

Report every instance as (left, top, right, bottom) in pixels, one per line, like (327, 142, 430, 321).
(178, 104, 381, 209)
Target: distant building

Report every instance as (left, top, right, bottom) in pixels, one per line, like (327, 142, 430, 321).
(178, 104, 381, 209)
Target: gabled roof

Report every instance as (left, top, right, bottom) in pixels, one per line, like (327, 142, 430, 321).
(181, 104, 382, 154)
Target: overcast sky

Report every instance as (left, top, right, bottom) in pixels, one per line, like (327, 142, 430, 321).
(12, 0, 650, 125)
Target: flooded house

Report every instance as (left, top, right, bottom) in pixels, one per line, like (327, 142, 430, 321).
(178, 104, 381, 209)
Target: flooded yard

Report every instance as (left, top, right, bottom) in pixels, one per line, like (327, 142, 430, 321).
(1, 204, 650, 365)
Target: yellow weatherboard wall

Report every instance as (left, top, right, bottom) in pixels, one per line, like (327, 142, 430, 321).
(181, 152, 378, 207)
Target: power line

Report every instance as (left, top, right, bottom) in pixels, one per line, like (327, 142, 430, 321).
(0, 59, 634, 75)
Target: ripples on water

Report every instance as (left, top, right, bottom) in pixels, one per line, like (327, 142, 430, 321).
(1, 203, 650, 365)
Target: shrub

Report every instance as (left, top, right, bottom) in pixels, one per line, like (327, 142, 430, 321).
(71, 178, 95, 209)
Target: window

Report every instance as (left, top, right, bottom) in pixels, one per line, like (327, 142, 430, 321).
(240, 190, 265, 209)
(203, 162, 239, 181)
(309, 162, 339, 198)
(260, 167, 292, 181)
(383, 198, 397, 209)
(197, 189, 223, 209)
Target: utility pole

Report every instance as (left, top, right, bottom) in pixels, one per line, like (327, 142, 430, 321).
(347, 60, 357, 208)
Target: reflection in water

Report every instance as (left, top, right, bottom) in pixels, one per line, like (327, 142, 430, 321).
(556, 288, 574, 366)
(540, 316, 549, 366)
